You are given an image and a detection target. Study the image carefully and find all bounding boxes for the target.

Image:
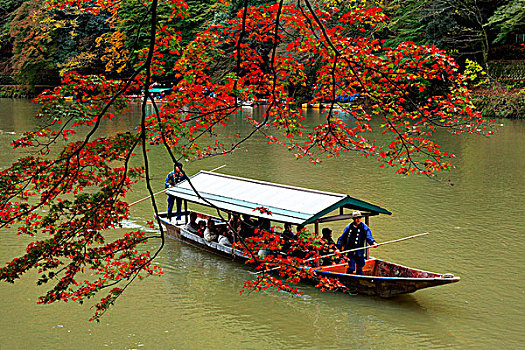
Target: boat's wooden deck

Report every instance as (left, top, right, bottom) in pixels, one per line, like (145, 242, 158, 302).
(317, 260, 377, 276)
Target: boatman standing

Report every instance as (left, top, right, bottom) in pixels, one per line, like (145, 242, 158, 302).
(165, 162, 188, 222)
(337, 210, 378, 275)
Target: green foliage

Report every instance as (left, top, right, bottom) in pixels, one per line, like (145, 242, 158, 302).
(171, 0, 217, 47)
(488, 0, 525, 44)
(52, 9, 110, 74)
(112, 0, 217, 79)
(4, 0, 524, 86)
(381, 0, 509, 63)
(380, 0, 428, 45)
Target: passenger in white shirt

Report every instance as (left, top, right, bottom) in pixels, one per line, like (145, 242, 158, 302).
(204, 220, 218, 242)
(218, 229, 232, 247)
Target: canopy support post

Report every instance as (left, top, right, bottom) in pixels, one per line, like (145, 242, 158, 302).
(184, 200, 188, 224)
(365, 215, 370, 259)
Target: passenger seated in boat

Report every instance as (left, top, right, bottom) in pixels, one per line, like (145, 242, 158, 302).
(286, 228, 314, 261)
(319, 227, 338, 266)
(196, 220, 206, 237)
(281, 223, 295, 240)
(204, 220, 219, 242)
(228, 213, 242, 242)
(241, 214, 257, 238)
(255, 218, 274, 257)
(184, 212, 200, 234)
(280, 223, 296, 252)
(218, 228, 233, 247)
(256, 218, 271, 233)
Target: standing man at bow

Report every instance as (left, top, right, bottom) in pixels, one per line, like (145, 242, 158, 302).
(337, 210, 378, 275)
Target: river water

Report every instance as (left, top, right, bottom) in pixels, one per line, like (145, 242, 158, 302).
(0, 99, 523, 349)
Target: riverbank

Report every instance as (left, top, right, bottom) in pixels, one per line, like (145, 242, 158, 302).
(472, 87, 525, 119)
(0, 85, 53, 98)
(2, 84, 524, 119)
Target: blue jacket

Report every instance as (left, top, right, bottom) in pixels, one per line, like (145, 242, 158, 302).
(165, 170, 188, 189)
(337, 222, 375, 257)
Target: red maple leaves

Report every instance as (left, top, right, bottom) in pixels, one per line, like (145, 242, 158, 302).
(0, 0, 493, 320)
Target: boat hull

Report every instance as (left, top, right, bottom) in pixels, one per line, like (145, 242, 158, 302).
(158, 212, 248, 262)
(311, 260, 460, 297)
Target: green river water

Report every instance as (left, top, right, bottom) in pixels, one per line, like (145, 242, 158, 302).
(0, 99, 523, 349)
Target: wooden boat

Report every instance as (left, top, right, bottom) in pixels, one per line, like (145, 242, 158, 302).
(156, 171, 460, 297)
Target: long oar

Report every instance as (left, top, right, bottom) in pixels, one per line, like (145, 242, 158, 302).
(129, 164, 226, 207)
(208, 164, 227, 172)
(252, 232, 429, 275)
(129, 188, 168, 207)
(309, 231, 430, 262)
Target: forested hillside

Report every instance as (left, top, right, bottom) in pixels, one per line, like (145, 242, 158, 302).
(1, 0, 524, 116)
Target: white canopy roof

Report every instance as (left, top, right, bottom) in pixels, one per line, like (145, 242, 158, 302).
(166, 171, 391, 225)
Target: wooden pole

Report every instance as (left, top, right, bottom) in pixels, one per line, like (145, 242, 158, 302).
(129, 188, 167, 207)
(252, 232, 430, 275)
(129, 164, 226, 207)
(309, 232, 429, 262)
(209, 164, 226, 172)
(365, 215, 370, 260)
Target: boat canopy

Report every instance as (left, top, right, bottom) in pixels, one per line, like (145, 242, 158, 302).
(166, 171, 391, 225)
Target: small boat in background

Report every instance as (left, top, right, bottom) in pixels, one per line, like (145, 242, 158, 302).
(301, 102, 324, 109)
(156, 171, 460, 297)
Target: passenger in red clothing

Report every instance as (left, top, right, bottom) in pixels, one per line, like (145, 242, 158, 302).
(196, 220, 206, 237)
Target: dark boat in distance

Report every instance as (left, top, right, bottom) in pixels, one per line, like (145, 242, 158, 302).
(156, 171, 460, 297)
